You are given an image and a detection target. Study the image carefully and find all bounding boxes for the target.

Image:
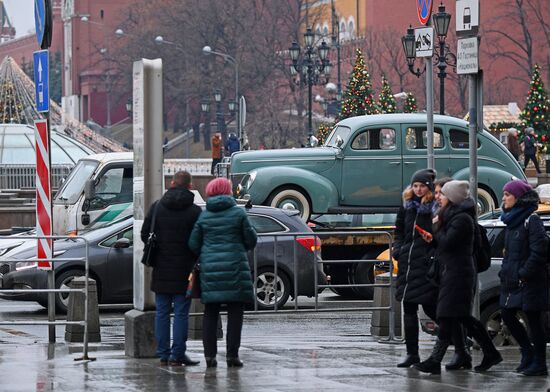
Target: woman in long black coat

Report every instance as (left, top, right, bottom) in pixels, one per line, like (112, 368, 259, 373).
(414, 180, 476, 374)
(393, 169, 438, 367)
(500, 180, 548, 376)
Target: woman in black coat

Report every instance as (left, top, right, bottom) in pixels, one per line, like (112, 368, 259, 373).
(414, 180, 476, 374)
(393, 169, 438, 367)
(500, 180, 548, 376)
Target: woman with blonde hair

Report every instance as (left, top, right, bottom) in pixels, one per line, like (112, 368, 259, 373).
(393, 169, 439, 367)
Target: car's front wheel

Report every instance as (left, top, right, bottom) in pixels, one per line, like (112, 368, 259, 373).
(55, 269, 85, 313)
(253, 268, 290, 310)
(267, 187, 311, 222)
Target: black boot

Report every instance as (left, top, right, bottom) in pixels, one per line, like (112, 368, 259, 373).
(522, 344, 547, 376)
(397, 314, 420, 368)
(467, 318, 502, 371)
(516, 346, 534, 373)
(413, 339, 449, 375)
(226, 357, 244, 367)
(446, 327, 472, 371)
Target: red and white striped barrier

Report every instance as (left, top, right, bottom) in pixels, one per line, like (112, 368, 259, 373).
(35, 119, 52, 270)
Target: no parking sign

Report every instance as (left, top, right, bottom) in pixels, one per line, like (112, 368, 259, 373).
(417, 0, 433, 25)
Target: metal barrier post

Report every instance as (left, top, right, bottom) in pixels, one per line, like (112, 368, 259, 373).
(253, 245, 258, 312)
(293, 237, 298, 311)
(76, 237, 91, 361)
(47, 270, 55, 343)
(313, 237, 318, 311)
(273, 236, 278, 311)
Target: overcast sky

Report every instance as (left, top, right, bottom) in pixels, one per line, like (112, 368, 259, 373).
(4, 0, 35, 38)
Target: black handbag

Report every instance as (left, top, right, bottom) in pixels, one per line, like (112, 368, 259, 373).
(426, 256, 440, 287)
(141, 202, 159, 267)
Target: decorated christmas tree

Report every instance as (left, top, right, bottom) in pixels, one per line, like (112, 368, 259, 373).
(519, 64, 550, 147)
(378, 74, 397, 114)
(340, 48, 379, 119)
(403, 92, 418, 113)
(316, 122, 333, 145)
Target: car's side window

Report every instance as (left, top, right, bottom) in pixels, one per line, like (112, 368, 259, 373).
(449, 129, 481, 149)
(100, 228, 133, 248)
(351, 128, 396, 150)
(90, 166, 133, 210)
(248, 215, 287, 233)
(405, 127, 444, 150)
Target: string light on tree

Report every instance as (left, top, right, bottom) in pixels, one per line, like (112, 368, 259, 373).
(519, 64, 550, 150)
(403, 92, 418, 113)
(316, 122, 333, 145)
(340, 48, 379, 120)
(378, 74, 397, 114)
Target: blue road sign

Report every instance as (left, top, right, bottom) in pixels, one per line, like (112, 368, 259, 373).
(34, 0, 47, 47)
(33, 50, 49, 113)
(417, 0, 433, 25)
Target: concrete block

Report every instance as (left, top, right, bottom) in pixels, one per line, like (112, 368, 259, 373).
(189, 299, 223, 340)
(124, 309, 157, 358)
(370, 273, 402, 337)
(65, 277, 101, 342)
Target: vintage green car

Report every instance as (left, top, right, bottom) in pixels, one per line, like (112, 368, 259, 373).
(231, 114, 525, 220)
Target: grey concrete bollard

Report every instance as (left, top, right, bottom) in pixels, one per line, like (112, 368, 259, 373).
(188, 299, 223, 340)
(370, 273, 402, 337)
(124, 309, 157, 358)
(65, 276, 101, 342)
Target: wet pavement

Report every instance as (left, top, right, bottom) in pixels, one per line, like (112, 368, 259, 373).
(0, 311, 549, 391)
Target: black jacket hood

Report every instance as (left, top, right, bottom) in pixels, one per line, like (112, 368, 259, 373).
(160, 187, 196, 210)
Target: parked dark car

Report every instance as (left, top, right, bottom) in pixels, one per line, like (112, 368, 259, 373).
(0, 205, 326, 312)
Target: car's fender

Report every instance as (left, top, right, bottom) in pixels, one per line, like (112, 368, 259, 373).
(246, 166, 339, 213)
(453, 166, 519, 201)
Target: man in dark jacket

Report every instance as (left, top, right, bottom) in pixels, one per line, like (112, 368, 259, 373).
(225, 133, 240, 156)
(141, 171, 202, 366)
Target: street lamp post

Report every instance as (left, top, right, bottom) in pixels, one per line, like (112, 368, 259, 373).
(202, 46, 241, 149)
(432, 3, 457, 115)
(401, 3, 456, 114)
(213, 89, 227, 141)
(289, 28, 332, 145)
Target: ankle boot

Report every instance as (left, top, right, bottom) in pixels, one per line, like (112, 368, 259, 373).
(226, 357, 244, 367)
(516, 346, 534, 373)
(446, 331, 472, 370)
(522, 344, 547, 376)
(205, 357, 218, 368)
(413, 339, 449, 375)
(468, 318, 502, 371)
(397, 314, 420, 368)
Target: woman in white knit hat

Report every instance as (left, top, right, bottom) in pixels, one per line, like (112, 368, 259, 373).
(414, 180, 489, 374)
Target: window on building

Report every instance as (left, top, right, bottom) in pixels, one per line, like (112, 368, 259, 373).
(100, 10, 104, 19)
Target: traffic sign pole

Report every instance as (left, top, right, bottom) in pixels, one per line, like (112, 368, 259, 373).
(34, 0, 54, 342)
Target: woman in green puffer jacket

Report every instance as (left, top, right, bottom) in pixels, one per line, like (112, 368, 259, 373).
(189, 178, 257, 369)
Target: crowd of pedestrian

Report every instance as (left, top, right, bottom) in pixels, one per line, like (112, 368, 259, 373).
(141, 168, 548, 377)
(394, 169, 548, 376)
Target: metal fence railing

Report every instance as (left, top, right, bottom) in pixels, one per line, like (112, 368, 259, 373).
(241, 230, 398, 342)
(0, 164, 74, 190)
(0, 235, 93, 361)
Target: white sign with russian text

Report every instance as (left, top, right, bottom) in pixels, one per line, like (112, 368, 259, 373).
(457, 37, 479, 74)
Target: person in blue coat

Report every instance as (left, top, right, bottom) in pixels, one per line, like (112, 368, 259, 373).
(500, 180, 549, 376)
(225, 133, 240, 156)
(189, 177, 257, 368)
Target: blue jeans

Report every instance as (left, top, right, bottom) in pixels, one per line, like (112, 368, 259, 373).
(155, 293, 191, 360)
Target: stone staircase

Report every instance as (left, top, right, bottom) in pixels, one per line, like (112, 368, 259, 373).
(0, 189, 36, 233)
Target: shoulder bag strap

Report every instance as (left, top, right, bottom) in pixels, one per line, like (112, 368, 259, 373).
(150, 202, 159, 235)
